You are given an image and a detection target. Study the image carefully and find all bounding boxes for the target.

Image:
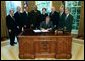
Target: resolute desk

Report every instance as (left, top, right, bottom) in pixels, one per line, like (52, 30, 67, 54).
(17, 29, 72, 59)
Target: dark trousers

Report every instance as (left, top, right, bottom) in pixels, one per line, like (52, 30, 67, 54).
(16, 26, 22, 36)
(9, 31, 16, 45)
(15, 27, 22, 43)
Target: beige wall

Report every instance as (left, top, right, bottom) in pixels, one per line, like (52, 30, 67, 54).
(78, 1, 84, 37)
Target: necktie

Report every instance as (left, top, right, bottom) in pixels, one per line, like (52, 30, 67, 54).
(27, 13, 28, 16)
(60, 12, 63, 17)
(26, 12, 28, 16)
(65, 15, 68, 21)
(52, 12, 53, 15)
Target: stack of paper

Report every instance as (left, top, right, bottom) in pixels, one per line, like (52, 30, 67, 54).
(33, 29, 49, 33)
(41, 30, 49, 32)
(33, 30, 41, 32)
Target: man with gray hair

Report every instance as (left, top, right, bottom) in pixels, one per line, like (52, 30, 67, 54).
(14, 6, 23, 35)
(64, 7, 73, 32)
(49, 6, 59, 29)
(6, 9, 18, 46)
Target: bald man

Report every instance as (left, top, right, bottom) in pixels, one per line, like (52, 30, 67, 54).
(49, 6, 59, 29)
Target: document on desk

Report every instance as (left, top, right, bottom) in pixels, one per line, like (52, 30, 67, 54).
(41, 29, 49, 32)
(33, 29, 49, 32)
(33, 30, 41, 32)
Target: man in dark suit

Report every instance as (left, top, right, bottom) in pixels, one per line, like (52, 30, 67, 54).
(30, 5, 41, 29)
(58, 5, 66, 30)
(40, 16, 53, 30)
(40, 8, 48, 23)
(49, 7, 59, 29)
(14, 6, 23, 35)
(6, 9, 18, 46)
(22, 7, 30, 29)
(64, 8, 73, 32)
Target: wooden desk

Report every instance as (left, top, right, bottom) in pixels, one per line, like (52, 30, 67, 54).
(17, 29, 72, 59)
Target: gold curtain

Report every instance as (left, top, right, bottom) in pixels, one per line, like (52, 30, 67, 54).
(21, 1, 24, 12)
(52, 1, 62, 12)
(1, 1, 8, 38)
(28, 1, 35, 12)
(78, 1, 84, 37)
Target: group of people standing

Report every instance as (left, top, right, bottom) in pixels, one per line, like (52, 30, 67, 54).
(6, 5, 73, 46)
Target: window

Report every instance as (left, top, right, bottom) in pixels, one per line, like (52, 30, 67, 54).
(6, 1, 21, 15)
(65, 1, 81, 34)
(35, 1, 52, 14)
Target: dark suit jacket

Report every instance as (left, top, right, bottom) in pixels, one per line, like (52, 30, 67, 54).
(40, 21, 53, 29)
(64, 14, 73, 32)
(6, 15, 17, 32)
(49, 11, 59, 28)
(40, 13, 48, 23)
(58, 12, 66, 29)
(22, 11, 30, 28)
(14, 12, 23, 28)
(30, 10, 41, 29)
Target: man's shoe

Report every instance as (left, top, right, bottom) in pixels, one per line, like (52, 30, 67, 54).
(14, 42, 17, 44)
(10, 44, 14, 46)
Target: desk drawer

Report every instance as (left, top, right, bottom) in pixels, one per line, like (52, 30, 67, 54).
(34, 37, 56, 41)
